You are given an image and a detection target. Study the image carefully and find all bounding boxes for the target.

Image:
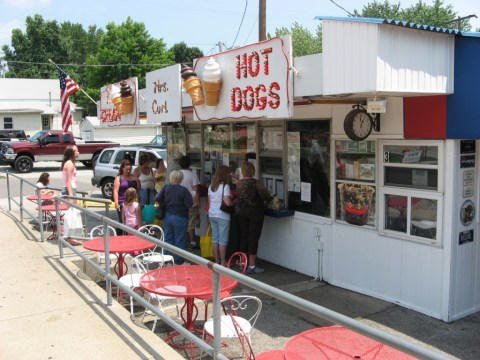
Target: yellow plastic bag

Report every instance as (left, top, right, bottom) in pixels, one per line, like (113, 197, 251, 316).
(152, 218, 163, 227)
(200, 225, 214, 259)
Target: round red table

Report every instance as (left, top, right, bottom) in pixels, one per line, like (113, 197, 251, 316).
(256, 350, 285, 359)
(27, 193, 54, 203)
(36, 203, 69, 212)
(284, 326, 416, 360)
(140, 265, 238, 354)
(83, 235, 155, 278)
(35, 203, 69, 240)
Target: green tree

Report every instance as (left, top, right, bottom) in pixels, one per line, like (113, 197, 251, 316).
(170, 42, 204, 65)
(59, 22, 104, 85)
(353, 0, 472, 31)
(85, 17, 174, 89)
(2, 14, 66, 78)
(270, 22, 322, 57)
(1, 14, 103, 80)
(353, 0, 402, 19)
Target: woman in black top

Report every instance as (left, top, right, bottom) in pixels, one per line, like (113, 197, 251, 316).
(236, 161, 273, 274)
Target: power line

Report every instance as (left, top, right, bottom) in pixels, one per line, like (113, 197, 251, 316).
(230, 0, 248, 48)
(329, 0, 354, 17)
(5, 60, 173, 67)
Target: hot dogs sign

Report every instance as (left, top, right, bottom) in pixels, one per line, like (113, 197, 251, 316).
(192, 36, 293, 120)
(145, 36, 293, 124)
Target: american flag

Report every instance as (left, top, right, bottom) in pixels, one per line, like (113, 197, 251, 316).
(59, 70, 80, 132)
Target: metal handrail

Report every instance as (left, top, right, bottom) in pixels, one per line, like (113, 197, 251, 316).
(5, 171, 448, 360)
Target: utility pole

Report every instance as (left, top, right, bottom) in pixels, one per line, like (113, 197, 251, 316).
(259, 0, 266, 41)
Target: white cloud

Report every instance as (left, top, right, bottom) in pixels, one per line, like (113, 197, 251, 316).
(0, 19, 23, 49)
(2, 0, 51, 7)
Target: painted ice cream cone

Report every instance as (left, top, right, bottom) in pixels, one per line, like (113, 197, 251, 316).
(121, 96, 134, 115)
(110, 85, 122, 112)
(202, 57, 222, 106)
(181, 63, 205, 106)
(120, 80, 134, 115)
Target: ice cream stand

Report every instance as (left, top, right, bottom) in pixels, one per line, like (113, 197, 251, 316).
(144, 18, 480, 322)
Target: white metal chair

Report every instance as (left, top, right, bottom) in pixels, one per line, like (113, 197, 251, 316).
(117, 251, 172, 316)
(88, 225, 118, 267)
(138, 224, 174, 266)
(125, 252, 180, 332)
(199, 252, 248, 321)
(202, 295, 262, 359)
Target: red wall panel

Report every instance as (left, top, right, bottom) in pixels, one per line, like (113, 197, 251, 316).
(404, 96, 446, 139)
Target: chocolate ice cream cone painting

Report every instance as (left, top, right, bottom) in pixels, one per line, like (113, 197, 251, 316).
(181, 63, 205, 106)
(120, 80, 134, 115)
(202, 57, 222, 106)
(111, 96, 122, 113)
(109, 85, 122, 112)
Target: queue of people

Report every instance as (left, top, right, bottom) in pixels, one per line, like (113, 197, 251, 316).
(50, 147, 272, 274)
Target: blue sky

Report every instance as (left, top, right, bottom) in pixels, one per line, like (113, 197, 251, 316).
(1, 0, 478, 57)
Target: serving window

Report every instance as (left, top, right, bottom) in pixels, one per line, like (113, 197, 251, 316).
(379, 140, 443, 246)
(286, 120, 330, 217)
(203, 123, 256, 186)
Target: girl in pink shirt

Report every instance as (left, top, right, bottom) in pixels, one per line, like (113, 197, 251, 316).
(122, 187, 143, 230)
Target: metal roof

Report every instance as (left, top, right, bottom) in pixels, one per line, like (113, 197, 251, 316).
(314, 16, 480, 37)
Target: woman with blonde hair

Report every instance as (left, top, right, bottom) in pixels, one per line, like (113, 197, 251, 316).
(154, 170, 193, 265)
(133, 154, 155, 207)
(208, 165, 236, 266)
(153, 157, 167, 193)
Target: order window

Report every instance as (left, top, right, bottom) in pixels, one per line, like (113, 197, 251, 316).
(286, 120, 330, 217)
(379, 140, 443, 246)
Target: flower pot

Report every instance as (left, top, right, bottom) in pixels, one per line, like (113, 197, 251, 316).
(338, 183, 375, 226)
(344, 205, 369, 225)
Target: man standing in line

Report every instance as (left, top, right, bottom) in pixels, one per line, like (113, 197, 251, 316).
(179, 155, 201, 249)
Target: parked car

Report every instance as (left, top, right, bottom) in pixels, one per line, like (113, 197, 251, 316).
(0, 130, 119, 173)
(91, 146, 167, 199)
(0, 129, 28, 142)
(128, 134, 166, 148)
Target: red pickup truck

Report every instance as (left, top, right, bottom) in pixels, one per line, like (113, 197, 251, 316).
(0, 130, 120, 173)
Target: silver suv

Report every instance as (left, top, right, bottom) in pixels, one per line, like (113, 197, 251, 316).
(91, 146, 167, 198)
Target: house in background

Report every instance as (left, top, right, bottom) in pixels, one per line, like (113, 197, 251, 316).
(0, 78, 83, 135)
(80, 116, 163, 145)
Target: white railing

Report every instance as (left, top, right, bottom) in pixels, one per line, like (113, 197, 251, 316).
(5, 171, 449, 360)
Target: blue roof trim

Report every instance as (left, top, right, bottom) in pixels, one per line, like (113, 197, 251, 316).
(314, 16, 467, 36)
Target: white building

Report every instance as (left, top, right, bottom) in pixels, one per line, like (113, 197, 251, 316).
(0, 78, 82, 135)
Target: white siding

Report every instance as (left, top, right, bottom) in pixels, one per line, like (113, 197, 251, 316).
(321, 20, 454, 96)
(322, 21, 379, 95)
(377, 26, 454, 93)
(448, 140, 480, 320)
(293, 53, 323, 97)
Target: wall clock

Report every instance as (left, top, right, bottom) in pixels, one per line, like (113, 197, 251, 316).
(343, 105, 380, 141)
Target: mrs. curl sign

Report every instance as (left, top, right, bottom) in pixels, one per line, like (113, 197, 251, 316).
(146, 64, 182, 124)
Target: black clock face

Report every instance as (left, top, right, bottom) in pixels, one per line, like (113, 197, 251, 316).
(344, 109, 373, 141)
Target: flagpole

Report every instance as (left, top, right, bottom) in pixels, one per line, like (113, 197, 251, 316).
(48, 59, 97, 105)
